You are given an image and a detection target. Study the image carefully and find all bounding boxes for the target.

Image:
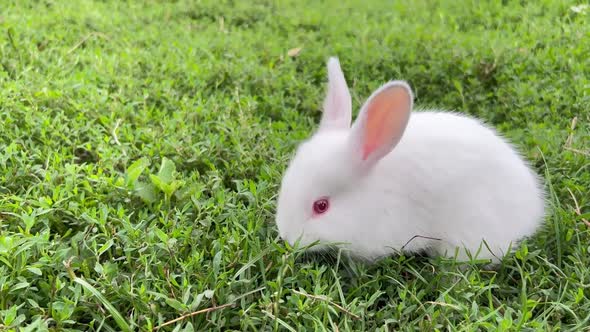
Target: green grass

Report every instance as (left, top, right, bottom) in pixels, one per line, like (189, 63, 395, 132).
(1, 0, 589, 330)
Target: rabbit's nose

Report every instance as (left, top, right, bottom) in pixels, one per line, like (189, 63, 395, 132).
(279, 232, 289, 243)
(278, 231, 295, 246)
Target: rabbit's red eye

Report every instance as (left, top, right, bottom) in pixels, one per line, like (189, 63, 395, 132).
(312, 198, 330, 216)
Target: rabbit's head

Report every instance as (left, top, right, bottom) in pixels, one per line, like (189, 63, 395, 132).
(275, 57, 414, 253)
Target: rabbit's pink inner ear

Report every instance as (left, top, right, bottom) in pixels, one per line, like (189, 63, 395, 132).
(361, 86, 411, 160)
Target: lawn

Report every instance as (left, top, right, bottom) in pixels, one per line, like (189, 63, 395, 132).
(1, 0, 589, 331)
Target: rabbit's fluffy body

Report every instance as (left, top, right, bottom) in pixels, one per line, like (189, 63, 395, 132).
(275, 58, 545, 264)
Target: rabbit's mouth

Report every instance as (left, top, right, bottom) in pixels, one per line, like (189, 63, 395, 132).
(301, 238, 354, 253)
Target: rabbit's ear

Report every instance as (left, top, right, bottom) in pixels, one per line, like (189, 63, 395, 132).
(348, 81, 413, 171)
(319, 57, 352, 131)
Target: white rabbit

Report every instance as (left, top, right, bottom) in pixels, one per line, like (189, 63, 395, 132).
(275, 57, 546, 264)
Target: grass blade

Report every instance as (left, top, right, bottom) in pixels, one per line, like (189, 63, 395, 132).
(74, 277, 132, 332)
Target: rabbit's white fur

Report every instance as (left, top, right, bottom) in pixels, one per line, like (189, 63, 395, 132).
(275, 57, 545, 264)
